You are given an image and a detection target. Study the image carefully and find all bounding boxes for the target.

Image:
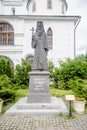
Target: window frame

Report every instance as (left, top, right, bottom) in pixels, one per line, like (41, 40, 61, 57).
(0, 22, 14, 45)
(32, 1, 36, 12)
(47, 0, 52, 9)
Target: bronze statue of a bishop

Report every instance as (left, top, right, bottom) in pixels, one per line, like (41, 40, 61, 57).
(31, 21, 52, 71)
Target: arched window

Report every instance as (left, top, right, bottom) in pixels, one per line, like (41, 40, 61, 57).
(47, 27, 53, 50)
(26, 54, 34, 64)
(11, 7, 15, 15)
(0, 22, 14, 45)
(47, 0, 52, 9)
(32, 1, 36, 12)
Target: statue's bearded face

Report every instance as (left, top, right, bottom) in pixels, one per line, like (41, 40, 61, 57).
(37, 21, 44, 37)
(38, 27, 43, 36)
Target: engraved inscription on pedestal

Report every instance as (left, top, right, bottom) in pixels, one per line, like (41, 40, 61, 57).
(33, 78, 45, 91)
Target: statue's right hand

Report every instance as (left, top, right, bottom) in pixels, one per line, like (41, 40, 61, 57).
(32, 35, 34, 40)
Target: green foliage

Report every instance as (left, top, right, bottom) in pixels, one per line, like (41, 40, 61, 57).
(0, 75, 16, 101)
(0, 89, 15, 101)
(48, 61, 60, 87)
(0, 59, 31, 104)
(49, 55, 87, 101)
(5, 60, 14, 78)
(50, 55, 87, 90)
(0, 57, 14, 78)
(50, 88, 74, 97)
(68, 79, 87, 101)
(48, 61, 55, 80)
(14, 59, 32, 87)
(0, 75, 13, 89)
(16, 88, 28, 98)
(0, 54, 87, 106)
(59, 57, 87, 81)
(58, 80, 66, 90)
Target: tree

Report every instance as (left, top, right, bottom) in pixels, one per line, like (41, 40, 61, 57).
(0, 58, 14, 78)
(49, 55, 87, 90)
(14, 59, 32, 86)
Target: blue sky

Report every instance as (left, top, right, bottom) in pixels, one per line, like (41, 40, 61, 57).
(67, 0, 87, 55)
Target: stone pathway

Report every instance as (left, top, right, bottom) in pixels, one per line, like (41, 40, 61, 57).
(0, 114, 87, 130)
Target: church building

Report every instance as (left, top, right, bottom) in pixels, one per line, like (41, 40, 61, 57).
(0, 0, 81, 66)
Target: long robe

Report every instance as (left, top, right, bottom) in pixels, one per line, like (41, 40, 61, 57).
(32, 32, 48, 71)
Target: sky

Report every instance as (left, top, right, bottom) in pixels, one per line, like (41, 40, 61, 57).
(66, 0, 87, 56)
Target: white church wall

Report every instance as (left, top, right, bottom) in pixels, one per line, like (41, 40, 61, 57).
(0, 45, 23, 66)
(0, 1, 4, 14)
(0, 1, 2, 14)
(49, 20, 74, 65)
(0, 0, 28, 15)
(13, 19, 25, 46)
(28, 0, 67, 15)
(3, 5, 27, 15)
(46, 20, 74, 63)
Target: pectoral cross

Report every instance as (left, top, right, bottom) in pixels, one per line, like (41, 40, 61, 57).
(31, 27, 35, 35)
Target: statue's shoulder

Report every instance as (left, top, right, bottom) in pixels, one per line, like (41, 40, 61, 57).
(43, 32, 47, 37)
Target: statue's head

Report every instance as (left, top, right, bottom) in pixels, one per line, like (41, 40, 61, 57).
(36, 21, 44, 36)
(37, 21, 43, 28)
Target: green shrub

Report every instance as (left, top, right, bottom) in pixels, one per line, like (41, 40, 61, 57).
(59, 58, 87, 87)
(48, 61, 55, 80)
(0, 89, 16, 102)
(68, 79, 87, 101)
(49, 55, 87, 90)
(16, 88, 28, 98)
(49, 84, 58, 89)
(0, 75, 16, 102)
(0, 75, 13, 89)
(20, 84, 28, 89)
(14, 59, 32, 87)
(58, 80, 67, 90)
(0, 58, 14, 78)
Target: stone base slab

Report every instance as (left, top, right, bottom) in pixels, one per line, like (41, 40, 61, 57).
(17, 97, 58, 109)
(28, 93, 51, 103)
(5, 97, 69, 116)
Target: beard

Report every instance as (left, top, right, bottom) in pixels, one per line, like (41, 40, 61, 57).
(38, 30, 42, 37)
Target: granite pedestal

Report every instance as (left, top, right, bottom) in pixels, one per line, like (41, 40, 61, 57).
(27, 71, 51, 103)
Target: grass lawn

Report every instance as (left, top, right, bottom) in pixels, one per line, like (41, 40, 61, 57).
(16, 88, 29, 99)
(50, 88, 74, 97)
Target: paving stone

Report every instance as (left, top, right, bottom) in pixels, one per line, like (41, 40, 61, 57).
(0, 114, 87, 130)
